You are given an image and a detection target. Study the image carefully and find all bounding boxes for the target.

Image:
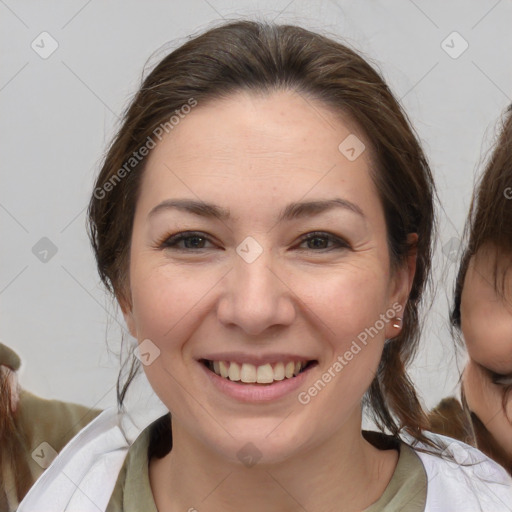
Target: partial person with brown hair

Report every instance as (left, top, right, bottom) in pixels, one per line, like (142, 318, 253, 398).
(17, 20, 512, 512)
(429, 105, 512, 476)
(0, 343, 101, 511)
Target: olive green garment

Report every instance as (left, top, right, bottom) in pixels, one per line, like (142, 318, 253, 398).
(363, 438, 427, 511)
(106, 419, 427, 512)
(16, 389, 102, 480)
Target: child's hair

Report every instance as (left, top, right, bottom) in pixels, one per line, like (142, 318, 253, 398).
(87, 20, 440, 453)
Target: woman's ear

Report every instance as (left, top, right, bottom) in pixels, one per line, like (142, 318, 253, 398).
(385, 233, 418, 339)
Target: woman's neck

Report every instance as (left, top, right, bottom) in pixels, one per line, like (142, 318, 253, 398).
(148, 407, 399, 512)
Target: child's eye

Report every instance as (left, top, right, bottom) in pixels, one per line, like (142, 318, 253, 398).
(480, 363, 512, 387)
(489, 371, 512, 387)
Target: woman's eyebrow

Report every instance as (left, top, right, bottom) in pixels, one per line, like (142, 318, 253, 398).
(147, 198, 365, 222)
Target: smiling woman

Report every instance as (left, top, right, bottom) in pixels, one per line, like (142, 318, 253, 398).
(18, 19, 512, 512)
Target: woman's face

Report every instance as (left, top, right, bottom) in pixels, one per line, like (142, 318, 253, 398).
(122, 89, 413, 464)
(460, 246, 512, 457)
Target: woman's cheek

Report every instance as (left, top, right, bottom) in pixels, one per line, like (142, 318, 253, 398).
(130, 253, 389, 352)
(131, 264, 202, 332)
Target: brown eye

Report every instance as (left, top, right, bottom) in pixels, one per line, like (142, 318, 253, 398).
(159, 231, 215, 251)
(297, 231, 350, 251)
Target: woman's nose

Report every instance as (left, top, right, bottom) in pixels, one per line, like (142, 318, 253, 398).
(216, 238, 296, 336)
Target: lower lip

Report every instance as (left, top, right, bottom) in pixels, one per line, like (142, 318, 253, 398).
(199, 361, 316, 402)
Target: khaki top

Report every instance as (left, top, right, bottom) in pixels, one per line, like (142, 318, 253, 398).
(106, 418, 427, 512)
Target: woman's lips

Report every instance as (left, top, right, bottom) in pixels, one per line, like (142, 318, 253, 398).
(199, 359, 318, 402)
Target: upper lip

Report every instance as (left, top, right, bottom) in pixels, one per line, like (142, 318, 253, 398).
(198, 352, 317, 366)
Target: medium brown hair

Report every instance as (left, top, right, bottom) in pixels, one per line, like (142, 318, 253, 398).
(87, 20, 440, 453)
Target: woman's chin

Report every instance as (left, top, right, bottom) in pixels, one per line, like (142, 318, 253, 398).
(203, 431, 310, 468)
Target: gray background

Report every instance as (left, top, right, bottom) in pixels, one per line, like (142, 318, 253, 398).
(2, 0, 511, 425)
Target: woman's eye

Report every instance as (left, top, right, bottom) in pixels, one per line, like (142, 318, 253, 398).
(158, 231, 350, 252)
(296, 232, 350, 251)
(160, 231, 214, 250)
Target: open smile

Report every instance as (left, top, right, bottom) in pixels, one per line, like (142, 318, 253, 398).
(199, 358, 319, 402)
(200, 359, 317, 385)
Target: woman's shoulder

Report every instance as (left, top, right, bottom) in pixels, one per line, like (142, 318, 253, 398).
(406, 430, 512, 511)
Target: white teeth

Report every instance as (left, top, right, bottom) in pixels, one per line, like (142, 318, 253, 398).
(228, 361, 241, 381)
(256, 363, 274, 384)
(208, 359, 310, 383)
(273, 362, 285, 381)
(240, 363, 257, 383)
(219, 360, 229, 378)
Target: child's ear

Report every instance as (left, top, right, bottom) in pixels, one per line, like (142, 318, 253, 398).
(384, 233, 418, 339)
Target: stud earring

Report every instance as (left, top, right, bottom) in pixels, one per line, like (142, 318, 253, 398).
(392, 317, 402, 329)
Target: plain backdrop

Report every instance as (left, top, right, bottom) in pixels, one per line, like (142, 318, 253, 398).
(2, 0, 512, 428)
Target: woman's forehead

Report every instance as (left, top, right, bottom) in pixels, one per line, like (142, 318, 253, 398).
(148, 90, 364, 164)
(138, 91, 376, 208)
